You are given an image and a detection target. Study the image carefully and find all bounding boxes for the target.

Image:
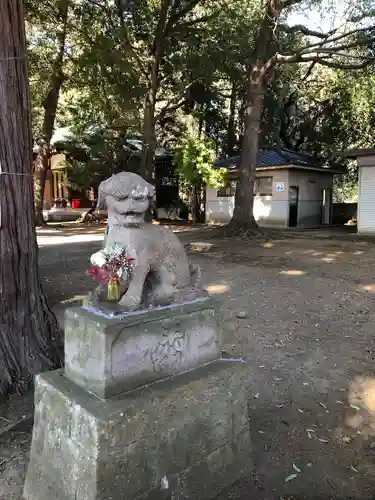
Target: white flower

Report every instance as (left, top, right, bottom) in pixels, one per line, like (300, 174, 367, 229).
(90, 250, 108, 268)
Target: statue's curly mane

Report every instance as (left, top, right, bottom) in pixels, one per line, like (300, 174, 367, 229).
(97, 172, 155, 209)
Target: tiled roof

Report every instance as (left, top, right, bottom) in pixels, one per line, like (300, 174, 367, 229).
(215, 147, 323, 170)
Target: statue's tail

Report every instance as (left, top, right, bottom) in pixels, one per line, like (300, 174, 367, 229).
(189, 263, 202, 290)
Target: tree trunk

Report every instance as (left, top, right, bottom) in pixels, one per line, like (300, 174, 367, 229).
(227, 74, 265, 234)
(226, 81, 237, 156)
(139, 0, 172, 225)
(0, 0, 62, 399)
(140, 67, 158, 183)
(201, 184, 207, 222)
(34, 0, 69, 226)
(34, 139, 49, 227)
(140, 0, 170, 182)
(190, 186, 198, 225)
(141, 71, 158, 223)
(198, 103, 204, 137)
(227, 0, 280, 235)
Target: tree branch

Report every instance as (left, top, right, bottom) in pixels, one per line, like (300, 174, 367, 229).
(279, 23, 333, 39)
(281, 0, 304, 8)
(152, 0, 172, 56)
(168, 0, 203, 25)
(276, 51, 375, 69)
(302, 60, 318, 80)
(274, 24, 375, 72)
(114, 0, 148, 76)
(300, 36, 375, 56)
(163, 0, 223, 45)
(171, 11, 219, 33)
(311, 58, 373, 70)
(297, 26, 375, 54)
(318, 52, 375, 61)
(155, 98, 187, 122)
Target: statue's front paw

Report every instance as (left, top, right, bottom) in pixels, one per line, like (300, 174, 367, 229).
(118, 295, 141, 311)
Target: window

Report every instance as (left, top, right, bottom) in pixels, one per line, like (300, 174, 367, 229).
(217, 181, 236, 197)
(254, 177, 272, 196)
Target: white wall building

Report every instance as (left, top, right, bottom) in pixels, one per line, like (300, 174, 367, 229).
(347, 148, 375, 234)
(206, 148, 343, 228)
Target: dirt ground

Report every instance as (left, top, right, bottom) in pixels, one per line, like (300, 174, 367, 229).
(3, 224, 375, 499)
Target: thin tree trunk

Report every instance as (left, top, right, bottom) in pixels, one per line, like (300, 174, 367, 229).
(198, 103, 204, 137)
(140, 65, 158, 183)
(34, 0, 69, 226)
(191, 186, 198, 225)
(141, 68, 158, 223)
(226, 81, 237, 156)
(197, 182, 205, 222)
(227, 0, 280, 235)
(34, 139, 49, 227)
(0, 0, 62, 399)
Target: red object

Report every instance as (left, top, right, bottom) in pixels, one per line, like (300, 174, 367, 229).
(86, 250, 135, 286)
(72, 199, 81, 209)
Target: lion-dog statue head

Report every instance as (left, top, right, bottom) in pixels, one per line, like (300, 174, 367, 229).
(97, 172, 155, 226)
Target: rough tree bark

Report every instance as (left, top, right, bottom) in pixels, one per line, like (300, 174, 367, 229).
(0, 0, 62, 399)
(227, 0, 280, 235)
(139, 1, 171, 222)
(227, 77, 265, 234)
(34, 0, 69, 227)
(140, 59, 159, 183)
(139, 0, 170, 183)
(141, 60, 159, 223)
(226, 81, 237, 156)
(34, 138, 50, 226)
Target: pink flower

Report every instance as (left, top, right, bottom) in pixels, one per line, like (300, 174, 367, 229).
(87, 265, 100, 280)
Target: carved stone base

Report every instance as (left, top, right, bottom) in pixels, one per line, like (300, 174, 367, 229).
(65, 297, 222, 399)
(23, 361, 251, 500)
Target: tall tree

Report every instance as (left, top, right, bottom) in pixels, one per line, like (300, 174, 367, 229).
(114, 0, 221, 182)
(27, 0, 70, 225)
(0, 0, 61, 398)
(228, 0, 375, 234)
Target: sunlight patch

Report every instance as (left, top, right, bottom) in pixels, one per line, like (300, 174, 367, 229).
(207, 283, 230, 295)
(322, 257, 335, 263)
(349, 376, 375, 413)
(279, 269, 305, 276)
(59, 295, 86, 304)
(38, 234, 104, 247)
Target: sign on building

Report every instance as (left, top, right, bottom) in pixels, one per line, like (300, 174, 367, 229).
(275, 182, 284, 192)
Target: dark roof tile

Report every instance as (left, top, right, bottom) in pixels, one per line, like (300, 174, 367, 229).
(215, 147, 322, 170)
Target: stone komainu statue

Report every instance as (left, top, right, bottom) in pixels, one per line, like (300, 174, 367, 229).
(91, 172, 206, 310)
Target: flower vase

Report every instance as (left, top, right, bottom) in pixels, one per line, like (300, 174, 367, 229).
(107, 279, 120, 302)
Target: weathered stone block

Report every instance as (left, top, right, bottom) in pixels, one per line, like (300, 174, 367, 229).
(65, 297, 222, 398)
(23, 359, 252, 500)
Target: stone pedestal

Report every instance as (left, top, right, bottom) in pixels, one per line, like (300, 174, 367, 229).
(65, 297, 222, 398)
(23, 360, 251, 500)
(24, 296, 252, 500)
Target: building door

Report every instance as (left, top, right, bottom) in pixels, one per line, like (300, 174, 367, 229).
(321, 188, 332, 225)
(288, 186, 299, 227)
